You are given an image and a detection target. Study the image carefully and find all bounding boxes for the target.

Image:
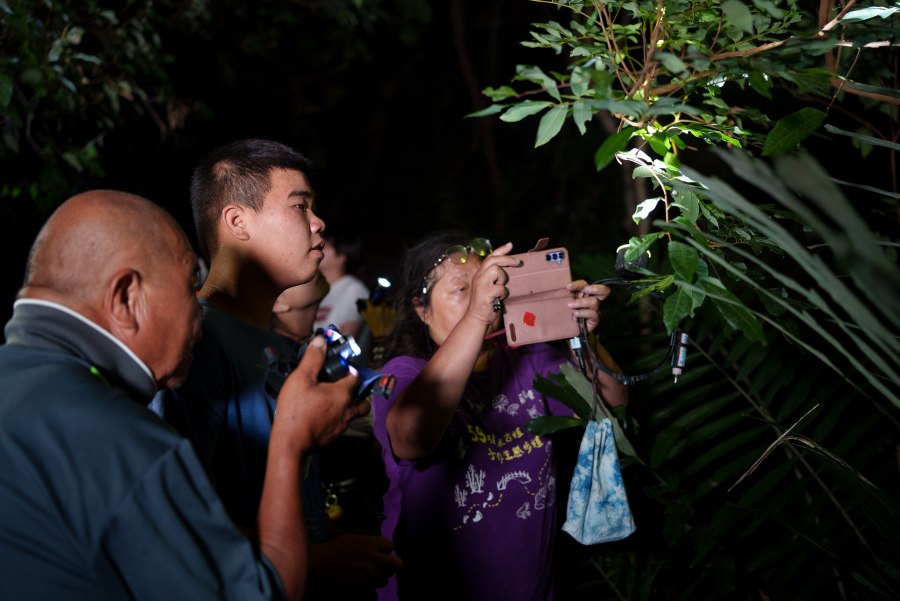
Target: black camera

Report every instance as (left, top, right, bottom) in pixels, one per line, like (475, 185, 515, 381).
(291, 325, 395, 400)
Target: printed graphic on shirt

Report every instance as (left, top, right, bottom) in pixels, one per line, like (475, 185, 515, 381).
(314, 307, 332, 324)
(452, 387, 555, 530)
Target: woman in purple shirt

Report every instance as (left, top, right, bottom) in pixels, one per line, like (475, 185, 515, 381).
(372, 232, 627, 601)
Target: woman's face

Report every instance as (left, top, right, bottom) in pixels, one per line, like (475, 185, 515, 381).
(417, 257, 500, 346)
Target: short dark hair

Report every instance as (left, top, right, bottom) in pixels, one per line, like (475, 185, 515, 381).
(190, 139, 314, 260)
(383, 230, 472, 360)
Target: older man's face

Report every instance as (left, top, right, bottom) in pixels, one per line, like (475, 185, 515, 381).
(143, 229, 203, 389)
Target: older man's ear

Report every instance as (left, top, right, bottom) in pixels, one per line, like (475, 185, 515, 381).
(103, 268, 143, 338)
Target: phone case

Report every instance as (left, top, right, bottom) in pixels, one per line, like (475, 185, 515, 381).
(503, 245, 578, 346)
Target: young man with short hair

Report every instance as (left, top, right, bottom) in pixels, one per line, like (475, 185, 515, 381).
(164, 139, 402, 597)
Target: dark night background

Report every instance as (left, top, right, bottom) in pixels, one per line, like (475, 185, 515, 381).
(3, 1, 643, 330)
(3, 4, 898, 598)
(2, 1, 890, 329)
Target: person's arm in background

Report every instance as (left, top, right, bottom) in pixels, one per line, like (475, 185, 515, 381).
(590, 335, 629, 407)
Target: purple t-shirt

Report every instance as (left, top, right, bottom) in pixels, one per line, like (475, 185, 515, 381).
(372, 343, 575, 601)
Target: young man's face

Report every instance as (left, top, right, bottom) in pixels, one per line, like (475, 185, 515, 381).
(249, 168, 327, 290)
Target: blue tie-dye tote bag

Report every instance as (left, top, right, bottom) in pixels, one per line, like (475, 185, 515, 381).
(562, 418, 636, 544)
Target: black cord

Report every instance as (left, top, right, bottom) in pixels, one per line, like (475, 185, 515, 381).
(571, 318, 589, 374)
(569, 279, 689, 385)
(589, 331, 682, 386)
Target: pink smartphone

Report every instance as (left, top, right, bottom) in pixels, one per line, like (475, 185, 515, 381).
(502, 247, 579, 346)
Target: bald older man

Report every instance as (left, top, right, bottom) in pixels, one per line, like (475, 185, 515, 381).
(0, 190, 366, 601)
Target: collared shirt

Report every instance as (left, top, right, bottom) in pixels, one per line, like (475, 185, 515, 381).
(5, 299, 156, 400)
(0, 300, 285, 600)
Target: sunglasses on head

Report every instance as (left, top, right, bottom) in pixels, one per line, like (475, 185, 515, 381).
(420, 237, 492, 297)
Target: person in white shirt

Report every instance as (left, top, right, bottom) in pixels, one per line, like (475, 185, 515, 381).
(314, 233, 370, 340)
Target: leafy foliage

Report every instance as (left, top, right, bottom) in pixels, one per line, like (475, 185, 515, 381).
(477, 1, 900, 598)
(544, 305, 900, 598)
(0, 0, 190, 209)
(474, 0, 898, 157)
(0, 0, 433, 210)
(473, 0, 897, 350)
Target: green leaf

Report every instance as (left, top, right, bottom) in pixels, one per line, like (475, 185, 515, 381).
(748, 70, 772, 99)
(466, 104, 505, 118)
(62, 151, 83, 172)
(656, 52, 688, 76)
(571, 100, 591, 135)
(60, 77, 76, 94)
(515, 65, 561, 101)
(647, 134, 670, 156)
(752, 0, 785, 18)
(72, 52, 102, 65)
(842, 81, 900, 99)
(700, 276, 766, 343)
(825, 124, 900, 151)
(48, 40, 63, 63)
(631, 274, 675, 301)
(651, 426, 684, 468)
(482, 85, 518, 101)
(570, 66, 591, 97)
(625, 233, 663, 262)
(762, 107, 825, 157)
(668, 240, 700, 283)
(633, 197, 664, 223)
(722, 0, 755, 33)
(555, 364, 640, 461)
(665, 150, 680, 167)
(671, 186, 701, 223)
(66, 26, 84, 44)
(585, 98, 648, 119)
(664, 286, 694, 332)
(499, 101, 553, 123)
(594, 126, 635, 171)
(842, 6, 900, 21)
(831, 178, 900, 200)
(534, 104, 567, 147)
(525, 416, 585, 435)
(533, 372, 592, 420)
